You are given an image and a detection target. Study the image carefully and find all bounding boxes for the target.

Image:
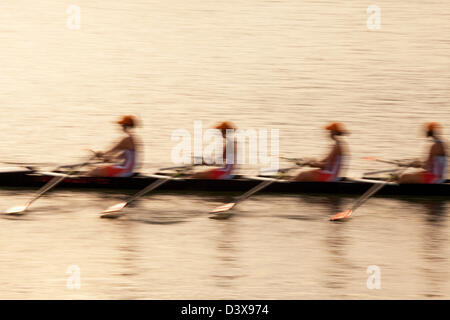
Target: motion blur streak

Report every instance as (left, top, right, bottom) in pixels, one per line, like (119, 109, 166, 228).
(0, 1, 449, 299)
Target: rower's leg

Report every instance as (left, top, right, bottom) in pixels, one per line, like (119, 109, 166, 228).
(87, 166, 109, 177)
(398, 171, 426, 184)
(88, 165, 130, 177)
(191, 170, 214, 179)
(191, 168, 228, 179)
(292, 169, 321, 182)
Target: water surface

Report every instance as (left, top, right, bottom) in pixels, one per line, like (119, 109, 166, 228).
(0, 0, 449, 299)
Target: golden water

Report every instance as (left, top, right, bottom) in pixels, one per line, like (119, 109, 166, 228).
(0, 0, 449, 299)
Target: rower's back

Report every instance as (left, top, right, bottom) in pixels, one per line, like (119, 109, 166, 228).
(116, 133, 138, 171)
(426, 137, 447, 182)
(324, 138, 349, 180)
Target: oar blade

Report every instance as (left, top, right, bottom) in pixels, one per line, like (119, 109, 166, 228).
(5, 205, 28, 215)
(102, 202, 127, 214)
(330, 209, 353, 221)
(210, 202, 236, 214)
(209, 203, 236, 220)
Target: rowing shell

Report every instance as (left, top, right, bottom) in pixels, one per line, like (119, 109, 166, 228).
(0, 170, 449, 196)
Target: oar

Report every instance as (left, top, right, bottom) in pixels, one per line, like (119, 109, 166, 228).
(280, 156, 305, 162)
(280, 156, 313, 167)
(156, 157, 205, 173)
(209, 168, 299, 219)
(209, 160, 310, 218)
(330, 166, 411, 221)
(57, 160, 104, 170)
(209, 178, 277, 218)
(363, 157, 423, 177)
(259, 165, 300, 175)
(363, 168, 401, 176)
(0, 161, 56, 167)
(362, 157, 412, 167)
(4, 157, 94, 215)
(101, 161, 207, 218)
(101, 174, 174, 219)
(329, 181, 386, 221)
(158, 164, 193, 171)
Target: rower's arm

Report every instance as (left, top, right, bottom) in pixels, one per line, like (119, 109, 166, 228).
(310, 145, 339, 169)
(99, 137, 132, 158)
(308, 160, 325, 169)
(408, 160, 424, 168)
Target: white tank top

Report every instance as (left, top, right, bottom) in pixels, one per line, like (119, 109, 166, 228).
(427, 139, 447, 181)
(224, 136, 236, 167)
(118, 149, 137, 172)
(324, 155, 345, 179)
(428, 155, 446, 180)
(323, 142, 346, 179)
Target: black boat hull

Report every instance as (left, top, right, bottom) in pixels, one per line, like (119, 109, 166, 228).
(1, 170, 449, 196)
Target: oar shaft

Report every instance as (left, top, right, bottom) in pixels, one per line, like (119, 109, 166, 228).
(364, 169, 400, 176)
(280, 156, 303, 162)
(375, 159, 401, 165)
(350, 166, 410, 212)
(209, 179, 277, 215)
(127, 177, 171, 203)
(236, 179, 275, 203)
(159, 165, 192, 171)
(29, 158, 96, 204)
(27, 175, 67, 206)
(351, 182, 386, 210)
(6, 156, 95, 214)
(260, 166, 298, 175)
(234, 166, 299, 205)
(366, 157, 414, 167)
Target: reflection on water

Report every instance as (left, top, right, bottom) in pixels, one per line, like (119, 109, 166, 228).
(212, 221, 243, 290)
(421, 201, 448, 298)
(115, 221, 140, 300)
(0, 190, 449, 299)
(322, 198, 353, 291)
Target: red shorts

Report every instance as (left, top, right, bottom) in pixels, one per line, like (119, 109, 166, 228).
(206, 165, 234, 180)
(422, 172, 441, 184)
(317, 170, 337, 182)
(102, 166, 133, 178)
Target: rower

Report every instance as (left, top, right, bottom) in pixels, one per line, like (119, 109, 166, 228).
(88, 115, 139, 177)
(398, 122, 447, 184)
(293, 122, 349, 182)
(191, 121, 237, 179)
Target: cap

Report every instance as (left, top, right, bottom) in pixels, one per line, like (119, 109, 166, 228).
(325, 122, 348, 134)
(117, 115, 137, 128)
(215, 121, 236, 130)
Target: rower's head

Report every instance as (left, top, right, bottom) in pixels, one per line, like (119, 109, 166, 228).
(325, 122, 348, 139)
(215, 121, 236, 137)
(117, 115, 137, 132)
(425, 122, 441, 138)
